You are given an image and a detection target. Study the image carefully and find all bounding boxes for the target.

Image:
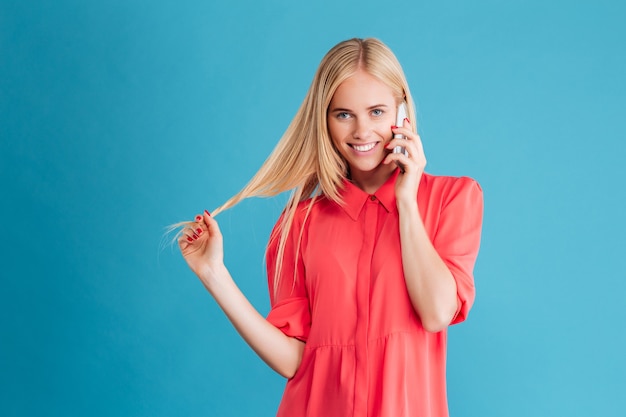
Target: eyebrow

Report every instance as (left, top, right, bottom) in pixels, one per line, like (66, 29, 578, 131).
(329, 104, 390, 113)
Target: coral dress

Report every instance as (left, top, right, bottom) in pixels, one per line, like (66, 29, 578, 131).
(266, 169, 483, 417)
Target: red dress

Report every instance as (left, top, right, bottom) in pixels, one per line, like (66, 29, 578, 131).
(266, 169, 483, 417)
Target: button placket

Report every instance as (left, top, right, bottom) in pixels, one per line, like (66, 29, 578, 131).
(353, 197, 379, 415)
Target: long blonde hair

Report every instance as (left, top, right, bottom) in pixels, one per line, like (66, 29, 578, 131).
(213, 38, 417, 293)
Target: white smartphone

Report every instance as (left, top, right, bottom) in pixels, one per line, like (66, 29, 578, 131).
(394, 102, 409, 171)
(393, 102, 408, 156)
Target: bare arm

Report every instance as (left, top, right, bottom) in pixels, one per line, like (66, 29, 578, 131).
(179, 211, 304, 378)
(387, 120, 458, 332)
(396, 199, 458, 332)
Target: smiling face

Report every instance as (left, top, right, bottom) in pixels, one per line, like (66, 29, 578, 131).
(327, 70, 399, 191)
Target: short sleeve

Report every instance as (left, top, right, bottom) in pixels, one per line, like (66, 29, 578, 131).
(265, 208, 311, 342)
(432, 177, 484, 325)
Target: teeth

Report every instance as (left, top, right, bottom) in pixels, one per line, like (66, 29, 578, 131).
(352, 143, 376, 152)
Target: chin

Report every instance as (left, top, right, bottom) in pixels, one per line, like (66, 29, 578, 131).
(349, 159, 389, 175)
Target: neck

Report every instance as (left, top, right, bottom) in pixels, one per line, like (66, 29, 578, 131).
(349, 163, 396, 194)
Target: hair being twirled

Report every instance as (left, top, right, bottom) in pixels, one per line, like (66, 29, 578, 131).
(211, 38, 417, 294)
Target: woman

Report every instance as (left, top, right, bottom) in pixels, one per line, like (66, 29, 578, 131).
(178, 38, 483, 417)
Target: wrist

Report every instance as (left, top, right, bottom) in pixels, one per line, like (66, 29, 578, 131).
(198, 262, 230, 292)
(396, 196, 418, 214)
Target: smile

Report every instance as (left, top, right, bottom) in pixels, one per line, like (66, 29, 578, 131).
(350, 142, 377, 152)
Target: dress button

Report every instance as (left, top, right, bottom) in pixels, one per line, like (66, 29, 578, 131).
(370, 195, 377, 201)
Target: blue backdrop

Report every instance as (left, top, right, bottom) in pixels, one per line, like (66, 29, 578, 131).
(1, 0, 624, 416)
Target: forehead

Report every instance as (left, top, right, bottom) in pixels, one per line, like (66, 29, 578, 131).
(331, 71, 394, 105)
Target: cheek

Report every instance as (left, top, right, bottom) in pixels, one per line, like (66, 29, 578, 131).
(375, 120, 394, 139)
(327, 120, 343, 144)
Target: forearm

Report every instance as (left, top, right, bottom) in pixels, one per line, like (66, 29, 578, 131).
(199, 265, 305, 378)
(397, 199, 458, 332)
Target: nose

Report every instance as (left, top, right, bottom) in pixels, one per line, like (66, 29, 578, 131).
(352, 118, 373, 140)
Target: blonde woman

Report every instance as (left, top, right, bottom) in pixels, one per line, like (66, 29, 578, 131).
(178, 38, 483, 417)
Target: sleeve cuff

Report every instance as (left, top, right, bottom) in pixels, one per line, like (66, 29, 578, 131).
(267, 297, 311, 342)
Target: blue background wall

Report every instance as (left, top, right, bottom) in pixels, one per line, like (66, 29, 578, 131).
(1, 0, 624, 416)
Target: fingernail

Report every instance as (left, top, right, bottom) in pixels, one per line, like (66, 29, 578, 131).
(187, 237, 193, 242)
(193, 234, 198, 240)
(204, 210, 211, 217)
(404, 118, 410, 124)
(195, 215, 202, 221)
(196, 228, 202, 234)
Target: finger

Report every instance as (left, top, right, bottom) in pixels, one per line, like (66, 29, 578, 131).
(387, 136, 417, 157)
(178, 235, 191, 246)
(178, 228, 195, 245)
(202, 210, 223, 242)
(192, 213, 208, 234)
(412, 133, 425, 155)
(184, 224, 202, 240)
(384, 151, 410, 168)
(390, 130, 424, 157)
(391, 125, 412, 138)
(385, 145, 426, 170)
(202, 209, 211, 224)
(391, 129, 421, 148)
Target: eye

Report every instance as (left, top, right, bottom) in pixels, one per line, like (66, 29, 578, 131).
(371, 109, 384, 117)
(336, 112, 351, 120)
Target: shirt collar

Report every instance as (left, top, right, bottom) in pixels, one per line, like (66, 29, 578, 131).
(338, 168, 400, 221)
